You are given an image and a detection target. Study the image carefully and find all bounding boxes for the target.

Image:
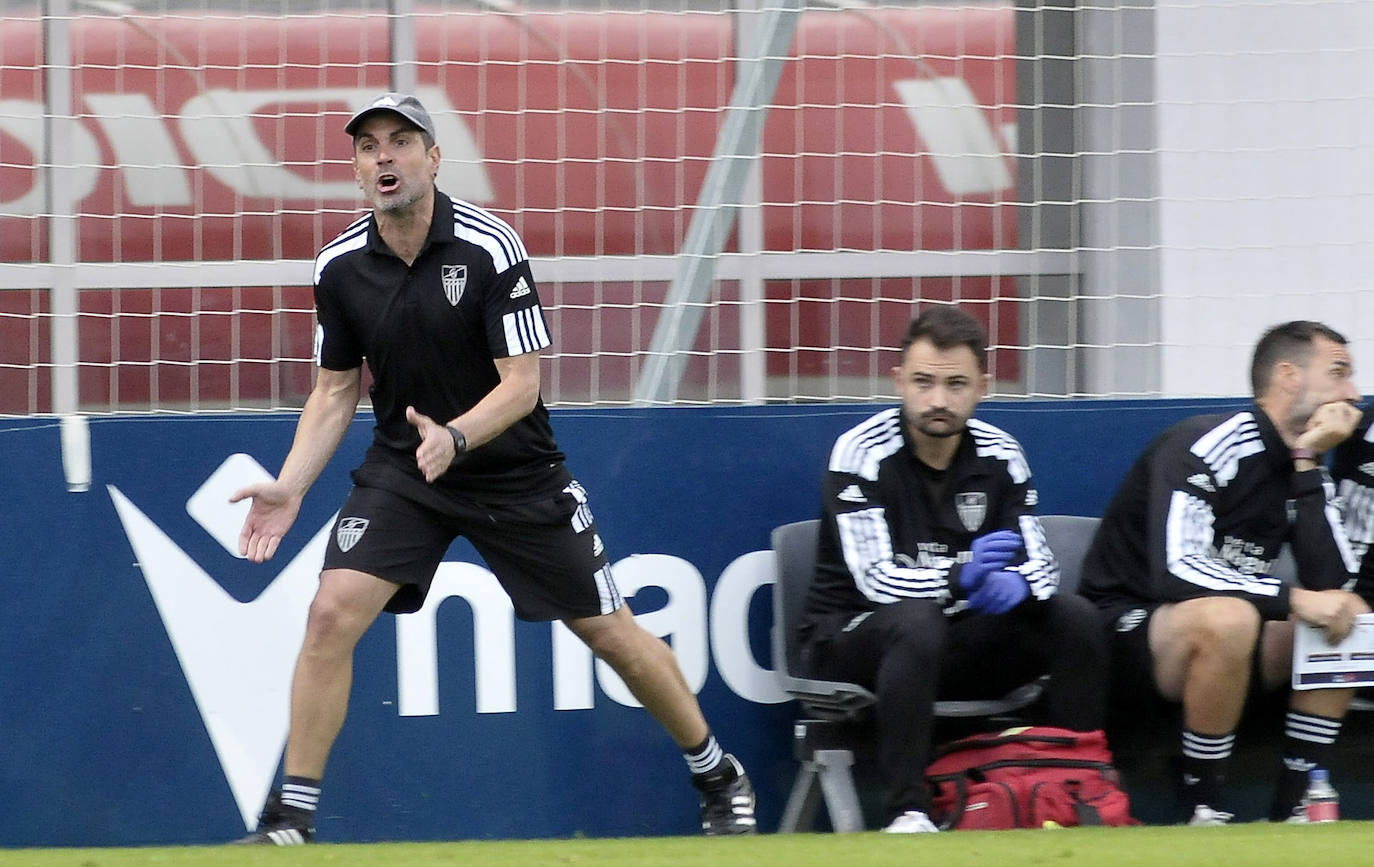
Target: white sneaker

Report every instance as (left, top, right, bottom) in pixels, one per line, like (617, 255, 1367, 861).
(883, 810, 940, 833)
(1187, 804, 1234, 826)
(1282, 805, 1310, 824)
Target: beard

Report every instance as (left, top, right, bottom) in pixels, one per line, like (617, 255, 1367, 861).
(371, 183, 426, 214)
(1289, 395, 1319, 435)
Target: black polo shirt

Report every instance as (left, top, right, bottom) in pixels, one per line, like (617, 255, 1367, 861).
(312, 189, 566, 500)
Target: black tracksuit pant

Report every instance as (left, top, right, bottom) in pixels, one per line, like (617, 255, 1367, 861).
(803, 594, 1108, 820)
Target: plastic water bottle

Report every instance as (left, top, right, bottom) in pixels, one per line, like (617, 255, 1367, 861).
(1304, 768, 1339, 823)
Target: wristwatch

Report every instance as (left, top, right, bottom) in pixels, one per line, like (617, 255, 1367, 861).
(1291, 447, 1317, 463)
(447, 425, 468, 455)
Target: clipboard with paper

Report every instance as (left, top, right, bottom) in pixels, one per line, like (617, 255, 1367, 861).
(1293, 613, 1374, 690)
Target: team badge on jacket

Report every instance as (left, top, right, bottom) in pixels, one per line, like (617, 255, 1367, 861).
(442, 264, 467, 306)
(955, 492, 987, 532)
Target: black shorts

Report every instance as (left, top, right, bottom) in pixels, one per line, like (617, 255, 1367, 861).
(1097, 601, 1165, 706)
(1097, 599, 1266, 707)
(321, 478, 623, 620)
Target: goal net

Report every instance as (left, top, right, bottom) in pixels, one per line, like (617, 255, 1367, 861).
(3, 0, 1371, 415)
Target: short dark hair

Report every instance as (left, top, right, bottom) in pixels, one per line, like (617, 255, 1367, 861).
(1250, 320, 1348, 397)
(900, 305, 988, 372)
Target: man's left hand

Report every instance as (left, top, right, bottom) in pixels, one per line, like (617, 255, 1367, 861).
(1296, 401, 1362, 454)
(406, 405, 462, 482)
(961, 529, 1023, 592)
(967, 569, 1030, 615)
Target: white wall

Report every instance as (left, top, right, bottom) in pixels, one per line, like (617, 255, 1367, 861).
(1155, 0, 1374, 396)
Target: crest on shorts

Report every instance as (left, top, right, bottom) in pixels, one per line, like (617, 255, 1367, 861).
(336, 516, 370, 552)
(1116, 608, 1148, 633)
(955, 492, 987, 532)
(441, 265, 467, 306)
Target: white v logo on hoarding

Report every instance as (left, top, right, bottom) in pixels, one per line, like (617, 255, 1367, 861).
(108, 454, 329, 831)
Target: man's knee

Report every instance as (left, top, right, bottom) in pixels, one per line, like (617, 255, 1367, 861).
(878, 598, 947, 635)
(1041, 592, 1109, 652)
(1171, 596, 1262, 656)
(866, 599, 949, 663)
(824, 600, 947, 662)
(1150, 596, 1263, 685)
(303, 569, 396, 649)
(303, 593, 373, 650)
(1042, 592, 1104, 629)
(566, 606, 645, 663)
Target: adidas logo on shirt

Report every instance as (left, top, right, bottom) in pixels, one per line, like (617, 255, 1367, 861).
(510, 277, 531, 299)
(837, 484, 867, 503)
(1186, 473, 1216, 493)
(1358, 462, 1374, 477)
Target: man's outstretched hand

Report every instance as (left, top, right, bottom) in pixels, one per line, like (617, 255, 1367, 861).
(229, 480, 302, 563)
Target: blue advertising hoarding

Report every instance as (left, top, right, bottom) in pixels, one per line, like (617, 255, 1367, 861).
(0, 399, 1250, 846)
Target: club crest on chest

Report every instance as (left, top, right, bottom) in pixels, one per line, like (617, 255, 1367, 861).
(442, 264, 468, 306)
(955, 491, 987, 532)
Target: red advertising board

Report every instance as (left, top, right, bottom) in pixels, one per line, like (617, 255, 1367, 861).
(1, 6, 1018, 411)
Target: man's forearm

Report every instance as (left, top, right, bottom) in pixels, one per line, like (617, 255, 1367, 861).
(447, 354, 540, 449)
(277, 375, 359, 497)
(1290, 474, 1360, 587)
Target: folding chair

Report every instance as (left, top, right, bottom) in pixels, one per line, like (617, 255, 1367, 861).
(1037, 514, 1101, 595)
(771, 518, 1047, 832)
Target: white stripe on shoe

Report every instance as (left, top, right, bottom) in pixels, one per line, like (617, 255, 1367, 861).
(267, 828, 308, 846)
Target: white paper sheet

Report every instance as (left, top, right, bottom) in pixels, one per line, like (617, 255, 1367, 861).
(1293, 614, 1374, 690)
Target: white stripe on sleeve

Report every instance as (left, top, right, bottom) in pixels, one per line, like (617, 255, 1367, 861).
(502, 307, 551, 356)
(835, 508, 949, 603)
(1016, 514, 1059, 599)
(1165, 490, 1283, 596)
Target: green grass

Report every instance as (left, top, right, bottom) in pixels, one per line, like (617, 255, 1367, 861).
(6, 824, 1374, 867)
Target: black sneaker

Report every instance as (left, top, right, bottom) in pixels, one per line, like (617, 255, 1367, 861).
(232, 790, 314, 845)
(693, 753, 757, 835)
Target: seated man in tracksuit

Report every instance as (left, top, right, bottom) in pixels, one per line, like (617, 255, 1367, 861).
(1081, 320, 1368, 825)
(797, 304, 1108, 833)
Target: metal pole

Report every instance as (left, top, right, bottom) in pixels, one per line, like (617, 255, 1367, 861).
(45, 0, 77, 417)
(736, 0, 768, 405)
(634, 0, 801, 405)
(389, 0, 418, 95)
(44, 0, 90, 491)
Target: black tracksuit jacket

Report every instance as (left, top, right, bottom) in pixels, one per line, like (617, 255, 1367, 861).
(800, 407, 1059, 646)
(1081, 407, 1357, 620)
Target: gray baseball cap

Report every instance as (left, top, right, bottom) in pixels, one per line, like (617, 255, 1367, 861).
(344, 92, 437, 141)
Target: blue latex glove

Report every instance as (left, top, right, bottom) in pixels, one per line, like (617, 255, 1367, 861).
(960, 529, 1023, 592)
(967, 569, 1030, 615)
